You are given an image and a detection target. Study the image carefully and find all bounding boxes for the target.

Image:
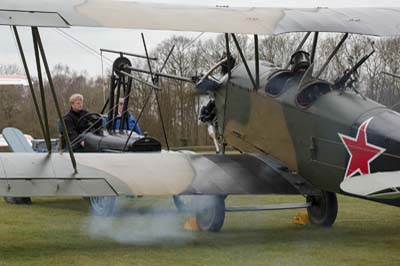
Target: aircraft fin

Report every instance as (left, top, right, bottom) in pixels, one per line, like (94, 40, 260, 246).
(2, 127, 33, 152)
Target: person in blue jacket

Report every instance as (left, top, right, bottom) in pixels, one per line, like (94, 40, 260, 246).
(114, 98, 142, 135)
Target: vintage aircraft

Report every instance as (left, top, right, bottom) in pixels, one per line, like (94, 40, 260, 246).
(1, 0, 400, 232)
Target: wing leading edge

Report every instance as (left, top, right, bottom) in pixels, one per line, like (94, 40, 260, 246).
(0, 152, 315, 197)
(1, 1, 400, 36)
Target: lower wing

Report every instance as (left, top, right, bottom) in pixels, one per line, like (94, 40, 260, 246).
(0, 152, 316, 197)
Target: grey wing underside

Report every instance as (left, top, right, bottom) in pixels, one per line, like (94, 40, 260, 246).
(1, 1, 400, 36)
(0, 152, 315, 197)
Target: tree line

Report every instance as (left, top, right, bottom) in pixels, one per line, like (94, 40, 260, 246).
(1, 33, 400, 147)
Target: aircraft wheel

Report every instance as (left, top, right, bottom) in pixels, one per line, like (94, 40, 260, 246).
(307, 191, 338, 227)
(195, 195, 225, 232)
(89, 196, 117, 216)
(3, 197, 32, 205)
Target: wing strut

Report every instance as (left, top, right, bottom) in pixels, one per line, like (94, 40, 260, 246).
(254, 34, 260, 89)
(32, 28, 52, 152)
(219, 33, 231, 154)
(315, 33, 349, 79)
(310, 32, 319, 65)
(32, 27, 78, 173)
(231, 34, 257, 91)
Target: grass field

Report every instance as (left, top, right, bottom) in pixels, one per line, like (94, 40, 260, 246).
(0, 195, 399, 266)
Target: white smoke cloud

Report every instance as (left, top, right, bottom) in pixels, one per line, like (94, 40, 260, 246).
(82, 197, 196, 246)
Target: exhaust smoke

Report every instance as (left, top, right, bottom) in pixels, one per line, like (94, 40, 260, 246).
(82, 197, 196, 246)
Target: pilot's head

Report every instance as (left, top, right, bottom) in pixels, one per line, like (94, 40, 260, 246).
(290, 51, 311, 72)
(69, 93, 84, 112)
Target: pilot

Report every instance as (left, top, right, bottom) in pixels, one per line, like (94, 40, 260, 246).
(290, 51, 311, 73)
(114, 97, 142, 135)
(220, 52, 236, 75)
(61, 93, 89, 151)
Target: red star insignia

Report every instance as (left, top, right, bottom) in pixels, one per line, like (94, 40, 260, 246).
(338, 117, 386, 178)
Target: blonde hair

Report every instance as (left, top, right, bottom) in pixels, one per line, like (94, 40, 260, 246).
(69, 93, 84, 105)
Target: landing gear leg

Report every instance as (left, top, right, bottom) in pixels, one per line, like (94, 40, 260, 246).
(173, 195, 193, 213)
(195, 195, 225, 232)
(89, 196, 117, 216)
(307, 191, 338, 227)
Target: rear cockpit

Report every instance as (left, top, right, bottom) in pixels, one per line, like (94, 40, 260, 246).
(264, 50, 332, 107)
(265, 69, 333, 108)
(230, 58, 333, 108)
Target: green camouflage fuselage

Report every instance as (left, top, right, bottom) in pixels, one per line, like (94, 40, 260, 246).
(215, 61, 393, 194)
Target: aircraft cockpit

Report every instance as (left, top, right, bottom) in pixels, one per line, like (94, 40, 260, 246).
(76, 56, 162, 153)
(265, 51, 313, 99)
(296, 81, 331, 107)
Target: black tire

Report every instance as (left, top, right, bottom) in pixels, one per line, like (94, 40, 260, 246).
(3, 197, 32, 205)
(89, 196, 117, 216)
(307, 191, 338, 227)
(195, 195, 225, 232)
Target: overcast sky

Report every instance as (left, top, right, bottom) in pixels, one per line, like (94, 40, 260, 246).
(0, 26, 218, 76)
(0, 0, 272, 77)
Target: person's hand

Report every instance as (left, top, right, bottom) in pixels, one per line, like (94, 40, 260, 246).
(80, 141, 85, 147)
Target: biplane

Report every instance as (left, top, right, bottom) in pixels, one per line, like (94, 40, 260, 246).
(1, 0, 400, 232)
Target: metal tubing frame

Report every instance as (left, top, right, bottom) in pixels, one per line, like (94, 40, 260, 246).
(121, 74, 133, 131)
(225, 202, 311, 212)
(158, 45, 175, 74)
(100, 48, 157, 61)
(231, 33, 257, 90)
(32, 27, 77, 173)
(310, 32, 319, 65)
(107, 74, 117, 130)
(141, 33, 170, 150)
(254, 34, 260, 89)
(127, 66, 192, 83)
(295, 32, 312, 54)
(120, 71, 161, 90)
(220, 33, 232, 154)
(12, 26, 47, 145)
(122, 88, 153, 151)
(32, 28, 51, 152)
(226, 33, 232, 79)
(315, 33, 349, 79)
(100, 97, 110, 114)
(112, 76, 122, 131)
(382, 71, 400, 79)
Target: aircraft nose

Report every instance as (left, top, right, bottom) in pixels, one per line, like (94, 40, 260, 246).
(351, 109, 400, 173)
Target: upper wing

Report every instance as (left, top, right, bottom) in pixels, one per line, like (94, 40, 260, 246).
(0, 152, 316, 197)
(1, 1, 400, 36)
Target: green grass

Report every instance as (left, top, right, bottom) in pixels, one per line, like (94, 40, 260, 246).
(0, 195, 399, 266)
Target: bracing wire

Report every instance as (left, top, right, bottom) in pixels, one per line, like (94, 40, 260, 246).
(183, 32, 204, 51)
(53, 28, 113, 65)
